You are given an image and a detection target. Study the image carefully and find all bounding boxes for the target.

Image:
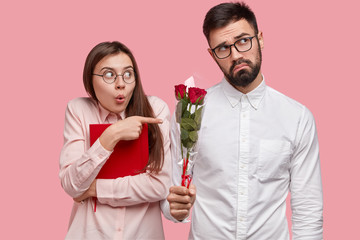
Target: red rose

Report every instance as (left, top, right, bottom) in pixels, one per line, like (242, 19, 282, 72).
(175, 84, 187, 100)
(188, 87, 207, 104)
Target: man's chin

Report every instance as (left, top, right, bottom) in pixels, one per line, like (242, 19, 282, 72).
(229, 72, 254, 87)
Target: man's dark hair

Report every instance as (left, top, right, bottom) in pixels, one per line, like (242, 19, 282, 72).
(203, 2, 259, 42)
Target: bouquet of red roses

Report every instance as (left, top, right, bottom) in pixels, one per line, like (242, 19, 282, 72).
(174, 83, 207, 188)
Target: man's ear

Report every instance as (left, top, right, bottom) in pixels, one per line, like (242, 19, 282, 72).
(258, 31, 264, 50)
(208, 48, 216, 61)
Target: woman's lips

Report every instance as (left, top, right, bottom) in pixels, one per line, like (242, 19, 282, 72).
(115, 95, 125, 103)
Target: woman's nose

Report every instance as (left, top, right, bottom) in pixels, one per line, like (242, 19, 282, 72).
(115, 76, 125, 89)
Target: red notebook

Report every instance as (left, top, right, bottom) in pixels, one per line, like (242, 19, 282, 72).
(89, 123, 149, 179)
(89, 123, 149, 212)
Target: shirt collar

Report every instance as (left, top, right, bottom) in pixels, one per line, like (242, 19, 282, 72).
(221, 75, 267, 110)
(97, 101, 124, 123)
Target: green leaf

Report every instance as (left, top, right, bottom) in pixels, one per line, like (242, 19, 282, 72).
(175, 101, 182, 123)
(180, 118, 197, 131)
(180, 133, 195, 149)
(182, 110, 191, 119)
(185, 139, 195, 149)
(180, 128, 189, 141)
(180, 98, 188, 116)
(189, 131, 198, 142)
(194, 106, 204, 128)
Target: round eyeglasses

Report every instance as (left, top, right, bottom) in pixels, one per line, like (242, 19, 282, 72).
(211, 36, 256, 59)
(93, 68, 136, 84)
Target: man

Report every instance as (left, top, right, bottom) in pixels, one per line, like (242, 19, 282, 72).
(162, 2, 323, 239)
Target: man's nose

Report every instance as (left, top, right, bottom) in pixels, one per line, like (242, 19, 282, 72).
(229, 46, 244, 61)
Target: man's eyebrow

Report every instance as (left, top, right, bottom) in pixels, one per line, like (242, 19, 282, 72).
(234, 33, 251, 40)
(213, 41, 227, 49)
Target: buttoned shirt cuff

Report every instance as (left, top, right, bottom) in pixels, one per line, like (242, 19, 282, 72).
(90, 138, 113, 161)
(85, 139, 113, 175)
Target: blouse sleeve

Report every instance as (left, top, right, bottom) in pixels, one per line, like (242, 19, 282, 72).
(96, 97, 172, 207)
(59, 99, 112, 198)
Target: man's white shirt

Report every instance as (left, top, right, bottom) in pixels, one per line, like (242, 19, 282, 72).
(162, 77, 323, 240)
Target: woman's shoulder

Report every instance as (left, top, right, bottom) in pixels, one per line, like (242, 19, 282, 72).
(147, 95, 170, 119)
(66, 97, 97, 113)
(147, 95, 167, 106)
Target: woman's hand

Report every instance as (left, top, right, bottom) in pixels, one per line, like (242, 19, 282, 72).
(99, 116, 163, 151)
(73, 180, 97, 203)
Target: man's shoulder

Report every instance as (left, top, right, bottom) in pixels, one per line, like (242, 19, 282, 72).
(266, 86, 305, 110)
(205, 82, 222, 98)
(266, 86, 315, 121)
(206, 82, 222, 92)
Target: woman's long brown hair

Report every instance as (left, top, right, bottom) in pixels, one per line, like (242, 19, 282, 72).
(83, 41, 164, 173)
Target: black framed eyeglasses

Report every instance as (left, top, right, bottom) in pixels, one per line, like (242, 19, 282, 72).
(211, 36, 256, 59)
(93, 68, 136, 84)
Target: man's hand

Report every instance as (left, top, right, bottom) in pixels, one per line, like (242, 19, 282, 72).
(167, 184, 196, 221)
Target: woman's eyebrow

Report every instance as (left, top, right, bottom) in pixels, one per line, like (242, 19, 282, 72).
(99, 66, 134, 72)
(100, 66, 114, 71)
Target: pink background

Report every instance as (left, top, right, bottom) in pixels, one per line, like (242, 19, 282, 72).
(1, 0, 359, 239)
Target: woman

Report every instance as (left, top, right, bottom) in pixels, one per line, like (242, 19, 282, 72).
(59, 41, 171, 239)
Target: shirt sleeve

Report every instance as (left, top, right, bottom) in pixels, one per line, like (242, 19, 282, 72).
(59, 100, 112, 198)
(96, 98, 172, 207)
(290, 106, 323, 239)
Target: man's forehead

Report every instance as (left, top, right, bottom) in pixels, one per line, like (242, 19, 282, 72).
(209, 19, 255, 46)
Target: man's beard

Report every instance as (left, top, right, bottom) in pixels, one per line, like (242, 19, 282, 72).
(223, 48, 262, 88)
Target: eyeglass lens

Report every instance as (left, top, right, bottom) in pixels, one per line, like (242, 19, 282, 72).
(214, 37, 253, 59)
(102, 69, 135, 84)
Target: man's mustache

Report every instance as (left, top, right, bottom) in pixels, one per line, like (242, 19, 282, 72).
(230, 59, 252, 72)
(230, 59, 253, 73)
